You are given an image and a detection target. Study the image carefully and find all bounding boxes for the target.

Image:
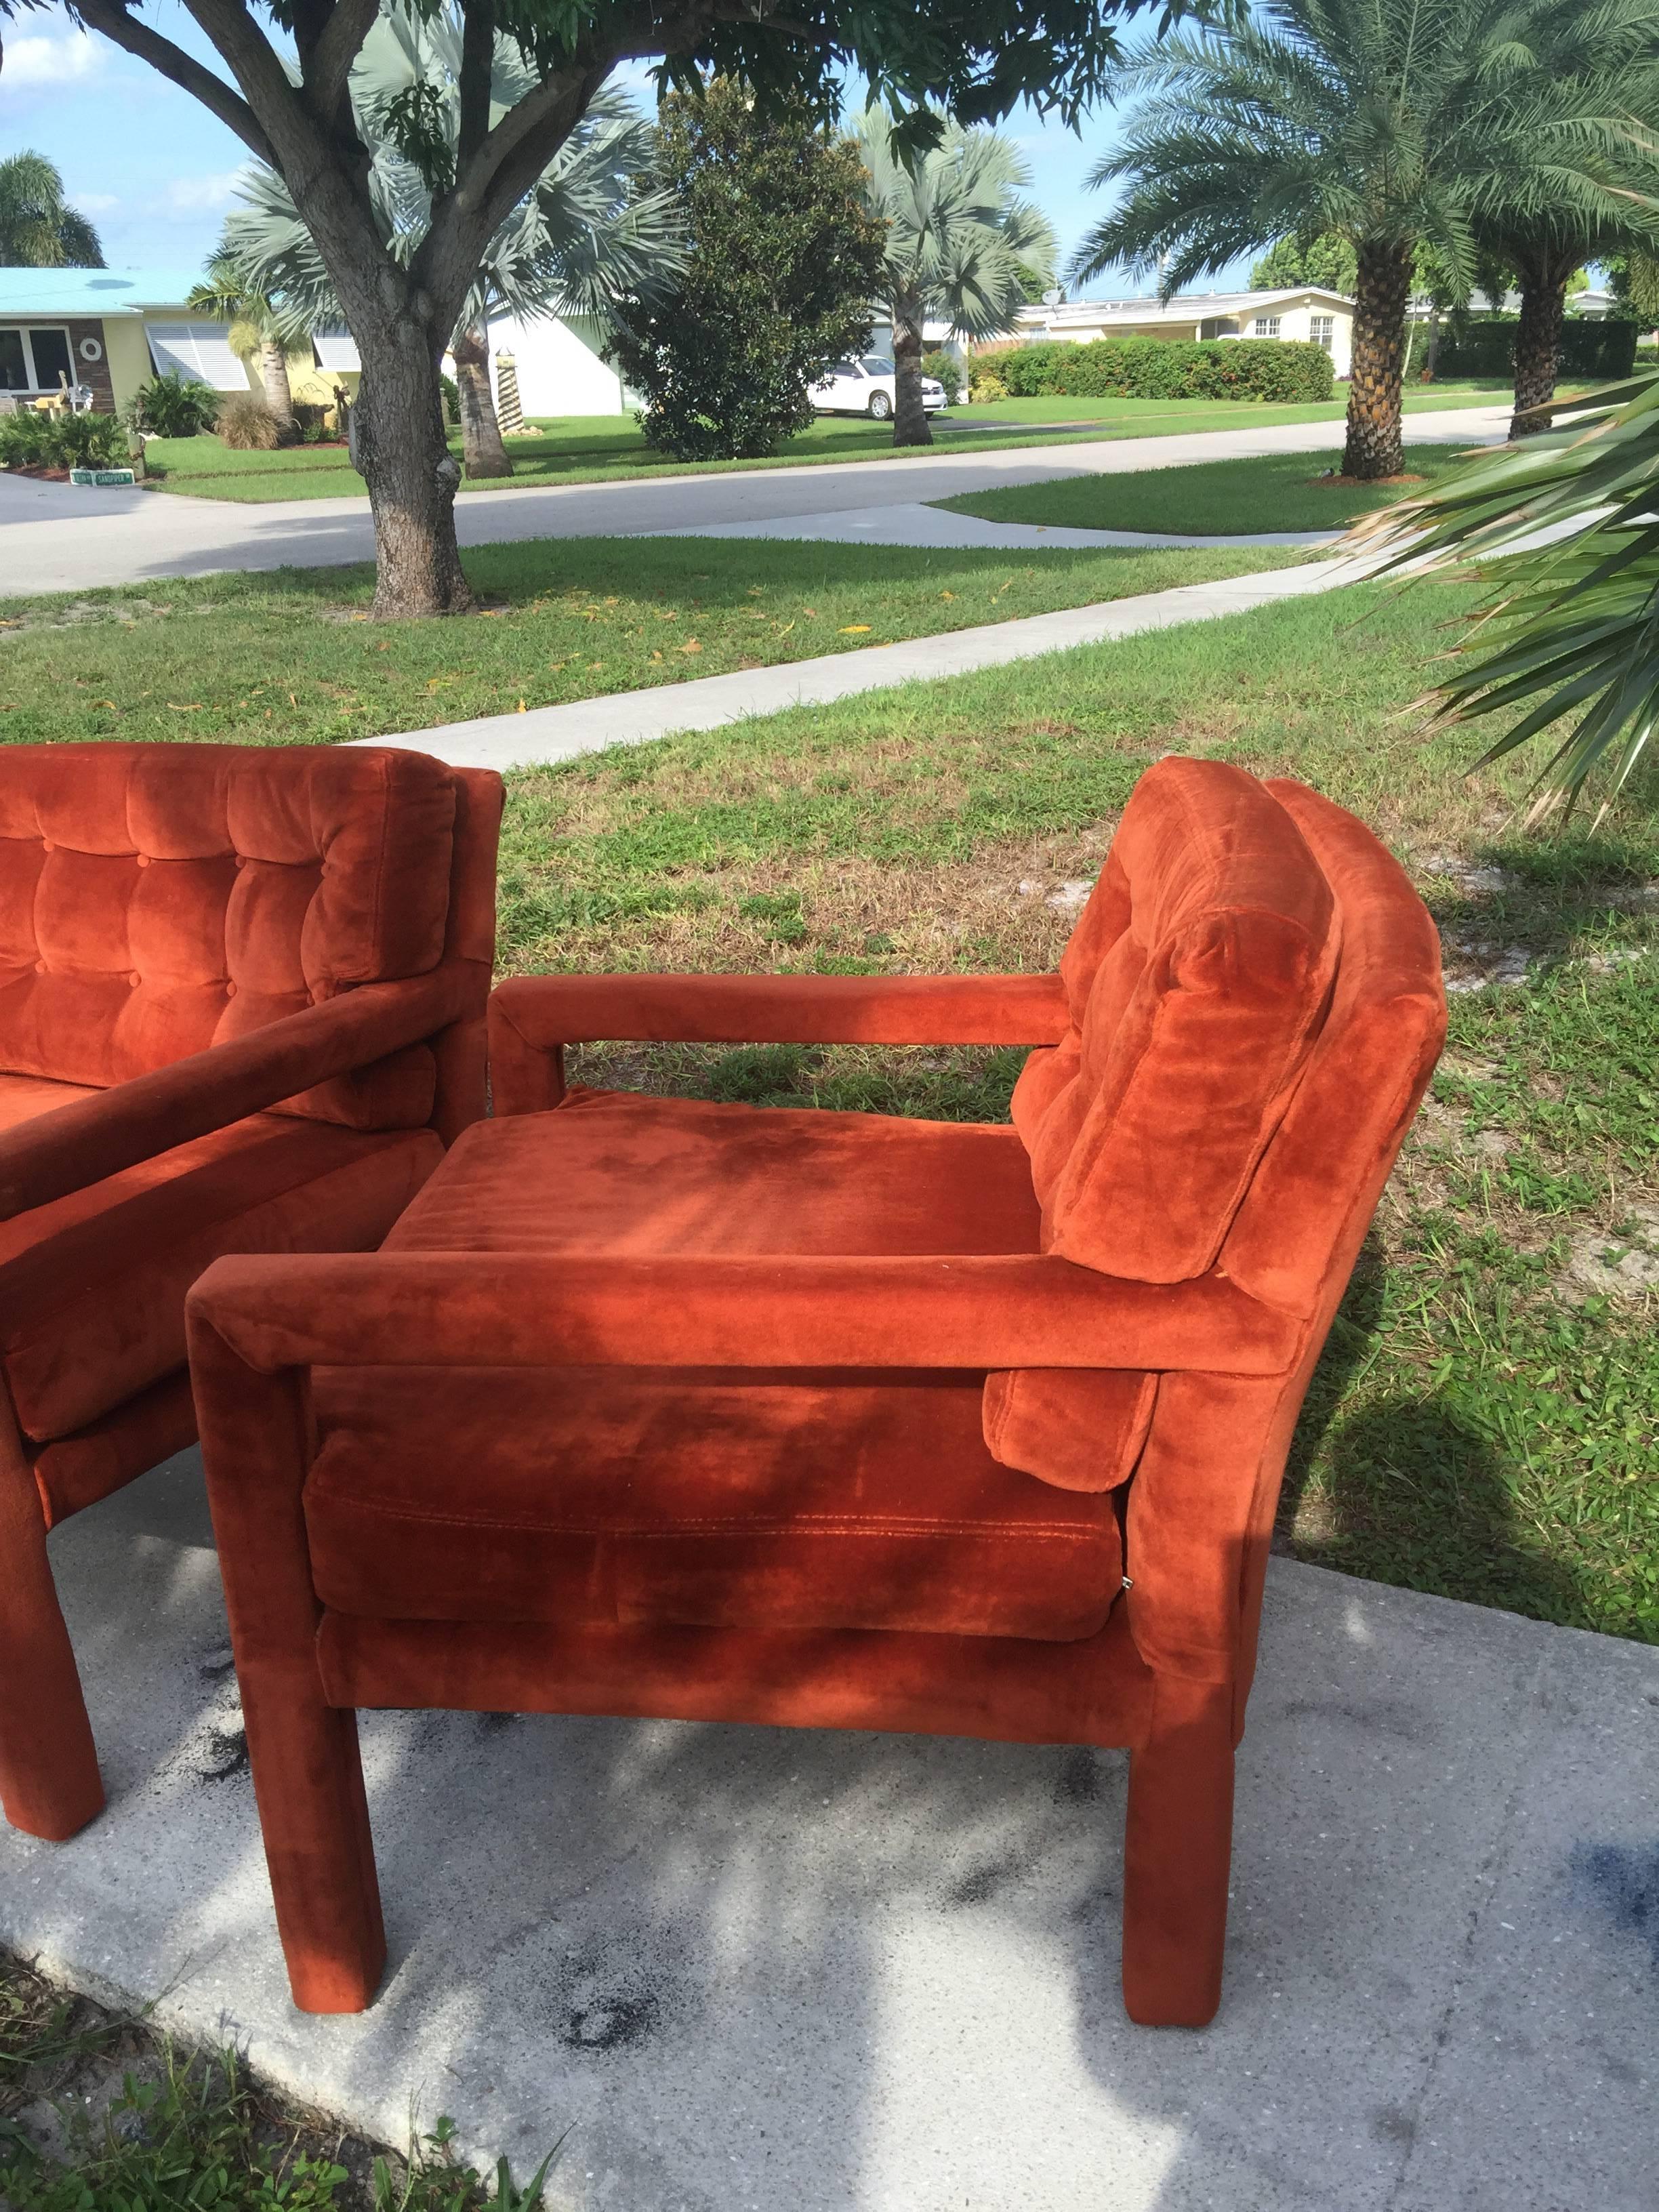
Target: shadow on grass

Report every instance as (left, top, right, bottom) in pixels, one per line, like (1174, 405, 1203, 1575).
(1282, 1246, 1589, 1628)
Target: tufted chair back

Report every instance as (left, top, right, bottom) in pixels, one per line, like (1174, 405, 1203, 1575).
(987, 758, 1344, 1494)
(1010, 757, 1340, 1282)
(0, 745, 461, 1131)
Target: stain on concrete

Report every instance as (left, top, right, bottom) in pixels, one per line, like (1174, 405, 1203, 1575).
(1570, 1840, 1659, 1969)
(562, 1992, 659, 2053)
(946, 1857, 1030, 1908)
(1053, 1748, 1101, 1805)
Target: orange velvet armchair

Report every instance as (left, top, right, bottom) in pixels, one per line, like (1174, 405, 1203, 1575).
(186, 759, 1444, 2026)
(0, 741, 501, 1843)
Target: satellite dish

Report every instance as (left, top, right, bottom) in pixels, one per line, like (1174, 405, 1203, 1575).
(1042, 288, 1062, 307)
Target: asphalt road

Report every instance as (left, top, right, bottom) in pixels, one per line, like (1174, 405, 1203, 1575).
(0, 404, 1508, 596)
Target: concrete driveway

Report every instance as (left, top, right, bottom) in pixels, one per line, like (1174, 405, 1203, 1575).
(0, 405, 1508, 596)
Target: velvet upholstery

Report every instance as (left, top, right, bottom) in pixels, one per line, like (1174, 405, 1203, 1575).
(188, 759, 1446, 2028)
(0, 744, 501, 1845)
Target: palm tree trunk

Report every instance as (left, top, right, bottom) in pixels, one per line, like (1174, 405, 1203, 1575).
(453, 323, 513, 478)
(260, 337, 295, 438)
(891, 300, 933, 449)
(1510, 255, 1572, 440)
(1342, 239, 1414, 480)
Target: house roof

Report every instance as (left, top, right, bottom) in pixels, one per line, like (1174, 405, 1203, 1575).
(1018, 287, 1354, 327)
(0, 268, 209, 317)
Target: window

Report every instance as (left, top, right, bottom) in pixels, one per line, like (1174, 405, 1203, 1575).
(1252, 315, 1282, 339)
(1310, 314, 1335, 352)
(144, 322, 247, 390)
(0, 325, 76, 394)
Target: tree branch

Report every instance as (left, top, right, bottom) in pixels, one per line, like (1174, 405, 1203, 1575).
(457, 0, 496, 170)
(73, 0, 275, 165)
(302, 0, 382, 136)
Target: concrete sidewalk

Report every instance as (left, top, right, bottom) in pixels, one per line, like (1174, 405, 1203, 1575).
(358, 557, 1364, 773)
(0, 405, 1506, 595)
(653, 498, 1340, 550)
(3, 1446, 1655, 2211)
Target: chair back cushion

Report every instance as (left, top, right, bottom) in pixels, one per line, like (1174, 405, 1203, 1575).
(1010, 757, 1339, 1283)
(0, 744, 456, 1128)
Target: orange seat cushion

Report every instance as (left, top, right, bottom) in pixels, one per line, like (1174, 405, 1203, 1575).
(308, 1090, 1122, 1641)
(0, 1071, 441, 1439)
(384, 1085, 1044, 1257)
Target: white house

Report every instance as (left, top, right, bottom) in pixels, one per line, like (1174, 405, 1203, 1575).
(1007, 288, 1355, 377)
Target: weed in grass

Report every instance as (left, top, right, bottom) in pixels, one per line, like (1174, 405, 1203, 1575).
(0, 1953, 559, 2212)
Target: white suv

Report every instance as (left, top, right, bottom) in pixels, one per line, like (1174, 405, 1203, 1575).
(811, 352, 948, 420)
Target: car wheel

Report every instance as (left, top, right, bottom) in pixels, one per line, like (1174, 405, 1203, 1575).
(867, 391, 893, 421)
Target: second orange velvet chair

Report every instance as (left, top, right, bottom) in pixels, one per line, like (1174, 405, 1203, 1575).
(0, 742, 501, 1843)
(186, 758, 1444, 2026)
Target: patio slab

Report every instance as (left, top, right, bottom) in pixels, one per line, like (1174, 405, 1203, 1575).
(2, 1447, 1656, 2210)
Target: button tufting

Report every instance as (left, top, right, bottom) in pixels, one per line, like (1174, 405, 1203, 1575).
(33, 960, 46, 975)
(234, 855, 247, 869)
(39, 840, 52, 854)
(136, 854, 151, 868)
(127, 972, 142, 988)
(224, 981, 237, 998)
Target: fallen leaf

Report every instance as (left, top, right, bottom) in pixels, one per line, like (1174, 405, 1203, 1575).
(92, 699, 118, 710)
(516, 699, 527, 712)
(681, 639, 702, 654)
(375, 640, 390, 653)
(839, 625, 872, 634)
(167, 702, 203, 712)
(939, 590, 956, 600)
(650, 650, 663, 663)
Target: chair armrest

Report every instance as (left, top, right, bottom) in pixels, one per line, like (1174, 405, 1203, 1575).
(188, 1250, 1301, 1378)
(0, 967, 469, 1221)
(489, 971, 1073, 1113)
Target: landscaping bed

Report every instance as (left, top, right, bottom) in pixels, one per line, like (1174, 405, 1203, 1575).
(0, 535, 1292, 745)
(497, 577, 1659, 1642)
(937, 444, 1482, 535)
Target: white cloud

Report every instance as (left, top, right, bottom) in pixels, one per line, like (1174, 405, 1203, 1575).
(161, 169, 247, 214)
(1, 32, 105, 87)
(75, 191, 119, 214)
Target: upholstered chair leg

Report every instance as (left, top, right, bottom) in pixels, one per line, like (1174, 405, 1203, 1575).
(1121, 1675, 1234, 2027)
(187, 1316, 385, 2013)
(0, 1401, 103, 1841)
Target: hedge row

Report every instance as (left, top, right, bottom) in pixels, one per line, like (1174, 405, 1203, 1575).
(975, 336, 1336, 404)
(1407, 317, 1639, 382)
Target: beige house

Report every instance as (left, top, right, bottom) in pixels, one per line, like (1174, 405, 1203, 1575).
(0, 266, 356, 417)
(1008, 288, 1355, 377)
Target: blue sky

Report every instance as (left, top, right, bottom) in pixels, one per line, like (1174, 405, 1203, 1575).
(0, 5, 1216, 291)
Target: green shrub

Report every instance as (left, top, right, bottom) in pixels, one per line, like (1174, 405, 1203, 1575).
(0, 409, 127, 471)
(1406, 317, 1639, 382)
(968, 364, 1008, 403)
(125, 371, 220, 438)
(920, 348, 962, 404)
(984, 335, 1334, 403)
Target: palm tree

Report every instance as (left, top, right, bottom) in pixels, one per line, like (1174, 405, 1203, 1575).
(854, 109, 1057, 447)
(1071, 0, 1659, 481)
(186, 255, 308, 436)
(0, 152, 103, 268)
(1467, 0, 1659, 436)
(1355, 371, 1659, 816)
(222, 3, 681, 480)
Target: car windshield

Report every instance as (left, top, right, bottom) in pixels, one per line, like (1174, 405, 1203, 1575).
(861, 354, 895, 375)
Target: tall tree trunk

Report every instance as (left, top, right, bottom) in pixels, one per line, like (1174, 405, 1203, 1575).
(453, 321, 513, 478)
(1342, 239, 1414, 480)
(891, 300, 932, 449)
(354, 314, 472, 619)
(259, 336, 295, 437)
(1510, 256, 1572, 439)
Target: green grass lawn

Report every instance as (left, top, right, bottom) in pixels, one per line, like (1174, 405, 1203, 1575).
(133, 383, 1509, 504)
(0, 534, 1291, 746)
(936, 444, 1483, 535)
(497, 579, 1659, 1645)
